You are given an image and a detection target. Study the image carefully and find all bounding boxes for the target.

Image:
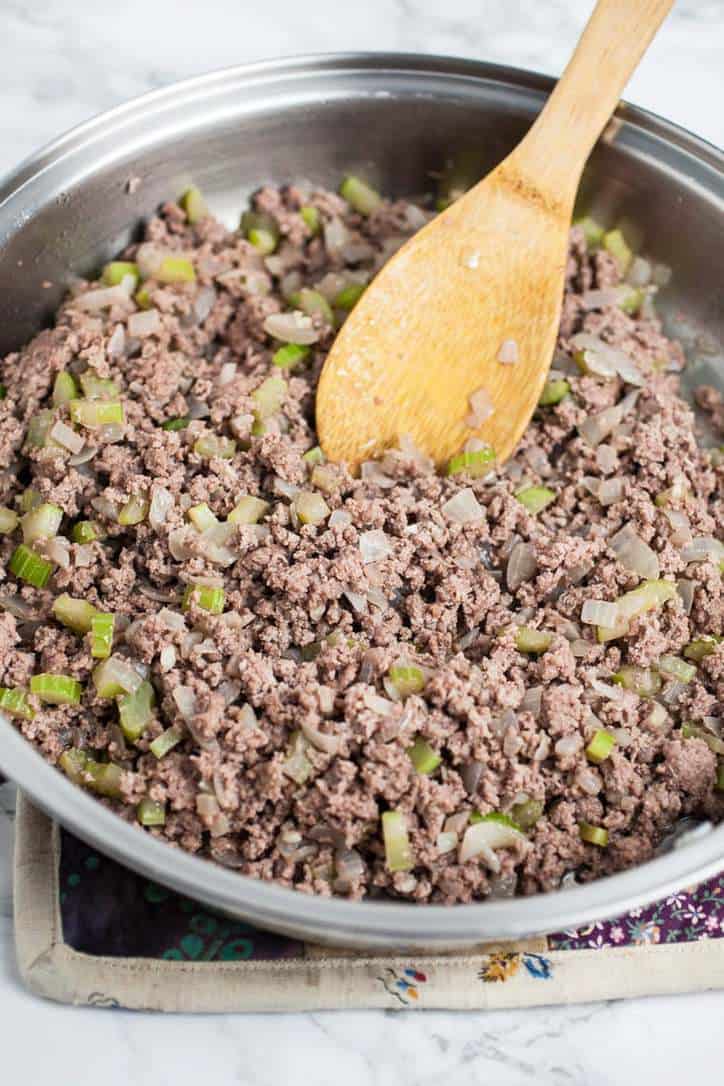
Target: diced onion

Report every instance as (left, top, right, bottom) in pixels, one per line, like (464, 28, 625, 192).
(128, 309, 161, 338)
(680, 537, 724, 564)
(506, 541, 537, 591)
(581, 599, 620, 627)
(300, 720, 340, 755)
(459, 819, 528, 870)
(359, 529, 392, 564)
(49, 420, 84, 454)
(466, 387, 494, 427)
(497, 339, 519, 365)
(263, 311, 320, 345)
(442, 487, 484, 525)
(149, 486, 174, 529)
(609, 523, 660, 579)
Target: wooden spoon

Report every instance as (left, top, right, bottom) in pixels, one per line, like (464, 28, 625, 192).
(317, 0, 673, 471)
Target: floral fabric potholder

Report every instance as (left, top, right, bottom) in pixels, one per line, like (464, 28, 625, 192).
(14, 795, 724, 1013)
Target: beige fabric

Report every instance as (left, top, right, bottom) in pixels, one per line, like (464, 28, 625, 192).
(14, 794, 724, 1012)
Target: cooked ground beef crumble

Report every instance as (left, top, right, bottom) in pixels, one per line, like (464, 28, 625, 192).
(0, 180, 722, 904)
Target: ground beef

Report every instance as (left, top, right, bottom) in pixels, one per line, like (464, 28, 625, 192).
(1, 181, 722, 904)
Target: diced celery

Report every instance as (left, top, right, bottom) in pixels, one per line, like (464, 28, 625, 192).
(118, 680, 156, 741)
(85, 760, 124, 799)
(585, 729, 616, 764)
(333, 283, 366, 311)
(135, 286, 152, 310)
(612, 666, 661, 697)
(272, 343, 310, 370)
(52, 593, 97, 634)
(0, 383, 5, 399)
(290, 288, 334, 325)
(79, 371, 119, 400)
(150, 725, 184, 760)
(102, 261, 139, 287)
(71, 521, 99, 544)
(180, 186, 208, 224)
(90, 613, 115, 659)
(161, 416, 190, 431)
(52, 370, 79, 406)
(187, 502, 218, 532)
(598, 579, 678, 642)
(137, 796, 166, 826)
(510, 798, 544, 830)
(515, 485, 556, 514)
(575, 216, 605, 248)
(303, 446, 325, 466)
(515, 627, 552, 654)
(579, 822, 608, 847)
(9, 544, 53, 588)
(30, 673, 82, 706)
(683, 637, 721, 662)
(294, 491, 330, 526)
(21, 502, 63, 544)
(240, 210, 279, 255)
(59, 747, 89, 784)
(157, 256, 196, 284)
(300, 641, 321, 662)
(25, 409, 56, 448)
(93, 657, 129, 699)
(70, 400, 124, 428)
(618, 286, 644, 315)
(658, 655, 697, 683)
(19, 489, 41, 513)
(407, 736, 441, 775)
(340, 175, 382, 216)
(0, 506, 18, 534)
(228, 495, 270, 525)
(717, 764, 724, 792)
(193, 433, 237, 459)
(300, 205, 320, 235)
(388, 664, 425, 699)
(381, 810, 414, 872)
(182, 584, 225, 614)
(118, 494, 148, 526)
(0, 687, 34, 720)
(603, 228, 633, 274)
(446, 447, 496, 477)
(655, 478, 689, 507)
(681, 723, 724, 756)
(252, 374, 286, 420)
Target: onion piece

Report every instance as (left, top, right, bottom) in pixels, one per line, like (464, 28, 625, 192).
(466, 387, 494, 427)
(49, 420, 84, 454)
(578, 389, 639, 447)
(359, 529, 392, 564)
(263, 311, 319, 345)
(497, 338, 519, 365)
(581, 599, 620, 627)
(609, 522, 660, 579)
(128, 309, 161, 338)
(506, 541, 537, 591)
(442, 487, 484, 525)
(148, 486, 174, 530)
(300, 720, 340, 755)
(680, 537, 724, 564)
(458, 819, 528, 869)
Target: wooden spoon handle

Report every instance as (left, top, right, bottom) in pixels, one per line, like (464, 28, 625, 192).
(515, 0, 673, 200)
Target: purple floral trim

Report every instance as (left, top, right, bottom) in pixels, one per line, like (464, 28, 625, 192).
(549, 872, 724, 950)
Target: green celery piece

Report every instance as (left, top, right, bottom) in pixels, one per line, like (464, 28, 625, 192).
(240, 210, 279, 255)
(684, 636, 721, 662)
(228, 495, 270, 525)
(180, 186, 208, 224)
(510, 799, 543, 831)
(22, 502, 63, 544)
(30, 673, 82, 706)
(658, 655, 697, 683)
(340, 176, 382, 216)
(72, 521, 99, 544)
(272, 343, 310, 370)
(52, 370, 79, 406)
(585, 729, 616, 764)
(9, 544, 53, 588)
(515, 627, 552, 654)
(252, 374, 286, 420)
(182, 584, 225, 614)
(161, 416, 190, 431)
(290, 288, 333, 325)
(579, 822, 608, 847)
(118, 680, 156, 741)
(381, 810, 414, 872)
(0, 687, 35, 720)
(603, 228, 633, 274)
(469, 811, 523, 831)
(102, 261, 140, 287)
(447, 447, 496, 477)
(333, 283, 366, 311)
(299, 206, 320, 235)
(303, 446, 325, 466)
(294, 491, 330, 526)
(118, 494, 148, 526)
(137, 796, 166, 826)
(90, 613, 115, 659)
(149, 725, 184, 760)
(574, 216, 605, 248)
(612, 666, 661, 697)
(70, 400, 124, 428)
(193, 433, 237, 459)
(79, 371, 119, 400)
(0, 383, 6, 399)
(19, 489, 42, 514)
(407, 736, 441, 775)
(187, 502, 218, 532)
(515, 485, 556, 514)
(52, 593, 97, 635)
(135, 286, 152, 310)
(157, 256, 196, 284)
(388, 664, 425, 699)
(539, 378, 570, 406)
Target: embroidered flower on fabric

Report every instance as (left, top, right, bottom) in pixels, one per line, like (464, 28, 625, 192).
(377, 966, 428, 1005)
(610, 926, 625, 944)
(628, 921, 661, 945)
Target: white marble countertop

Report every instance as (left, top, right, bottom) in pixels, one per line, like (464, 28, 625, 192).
(2, 1, 724, 1082)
